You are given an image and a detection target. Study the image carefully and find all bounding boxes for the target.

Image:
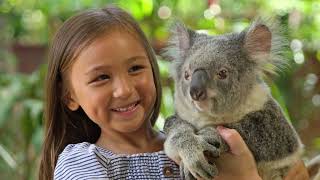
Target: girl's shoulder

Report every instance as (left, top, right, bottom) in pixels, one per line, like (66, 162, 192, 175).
(54, 142, 181, 179)
(54, 142, 108, 180)
(58, 142, 99, 158)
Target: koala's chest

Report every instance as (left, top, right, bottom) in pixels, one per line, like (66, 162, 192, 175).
(187, 115, 237, 130)
(224, 115, 300, 162)
(188, 116, 221, 130)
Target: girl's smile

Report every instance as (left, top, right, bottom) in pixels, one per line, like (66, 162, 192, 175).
(111, 100, 141, 119)
(66, 30, 157, 135)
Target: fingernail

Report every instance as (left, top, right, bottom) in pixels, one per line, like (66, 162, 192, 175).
(217, 125, 226, 132)
(217, 126, 231, 138)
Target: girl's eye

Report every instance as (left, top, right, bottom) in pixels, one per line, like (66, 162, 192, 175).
(129, 65, 144, 73)
(217, 69, 228, 79)
(94, 74, 110, 82)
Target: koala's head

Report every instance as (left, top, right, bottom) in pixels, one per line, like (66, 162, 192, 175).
(163, 20, 287, 117)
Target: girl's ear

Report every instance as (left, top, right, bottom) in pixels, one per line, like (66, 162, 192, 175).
(66, 93, 80, 111)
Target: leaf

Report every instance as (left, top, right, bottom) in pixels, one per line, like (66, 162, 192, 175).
(317, 50, 320, 63)
(0, 97, 15, 128)
(31, 127, 44, 154)
(0, 143, 17, 169)
(160, 86, 174, 118)
(157, 58, 170, 77)
(269, 82, 292, 122)
(313, 137, 320, 151)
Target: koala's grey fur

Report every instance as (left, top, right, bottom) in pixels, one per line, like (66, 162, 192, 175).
(162, 19, 303, 180)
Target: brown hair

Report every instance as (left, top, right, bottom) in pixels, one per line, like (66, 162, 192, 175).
(38, 6, 162, 180)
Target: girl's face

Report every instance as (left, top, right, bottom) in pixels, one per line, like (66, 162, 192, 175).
(67, 30, 156, 134)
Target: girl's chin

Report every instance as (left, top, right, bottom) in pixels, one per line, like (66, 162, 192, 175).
(112, 115, 147, 133)
(108, 104, 153, 133)
(114, 123, 146, 133)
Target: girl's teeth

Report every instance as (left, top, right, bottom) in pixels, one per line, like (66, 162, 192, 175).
(114, 103, 137, 112)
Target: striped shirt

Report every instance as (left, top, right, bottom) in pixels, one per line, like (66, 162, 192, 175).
(54, 142, 181, 180)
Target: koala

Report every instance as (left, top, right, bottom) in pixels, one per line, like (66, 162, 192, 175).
(162, 19, 303, 180)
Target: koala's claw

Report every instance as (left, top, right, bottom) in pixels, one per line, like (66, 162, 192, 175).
(201, 139, 221, 158)
(198, 126, 229, 153)
(180, 152, 219, 180)
(180, 162, 196, 180)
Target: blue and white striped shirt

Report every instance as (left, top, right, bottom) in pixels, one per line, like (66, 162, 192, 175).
(54, 142, 181, 180)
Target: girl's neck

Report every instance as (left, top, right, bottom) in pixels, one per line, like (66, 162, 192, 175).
(95, 124, 165, 155)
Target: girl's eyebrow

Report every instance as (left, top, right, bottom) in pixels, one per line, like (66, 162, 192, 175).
(85, 55, 147, 75)
(127, 55, 148, 62)
(85, 65, 111, 75)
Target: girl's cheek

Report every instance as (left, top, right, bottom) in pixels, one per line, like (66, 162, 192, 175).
(140, 74, 155, 91)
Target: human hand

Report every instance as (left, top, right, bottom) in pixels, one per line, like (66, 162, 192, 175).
(307, 155, 320, 180)
(284, 160, 309, 180)
(213, 126, 261, 180)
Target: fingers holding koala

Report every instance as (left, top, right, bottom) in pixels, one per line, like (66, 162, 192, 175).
(214, 126, 261, 180)
(217, 126, 250, 156)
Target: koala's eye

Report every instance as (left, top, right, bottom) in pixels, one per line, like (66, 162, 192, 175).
(184, 70, 190, 80)
(217, 69, 228, 79)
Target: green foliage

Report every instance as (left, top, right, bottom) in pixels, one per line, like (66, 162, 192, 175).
(314, 137, 320, 151)
(0, 66, 46, 179)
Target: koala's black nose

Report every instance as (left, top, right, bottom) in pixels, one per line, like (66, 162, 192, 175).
(190, 69, 208, 101)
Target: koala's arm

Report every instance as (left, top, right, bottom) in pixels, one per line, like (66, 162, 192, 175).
(163, 115, 223, 160)
(163, 115, 196, 162)
(228, 99, 301, 178)
(163, 115, 222, 179)
(163, 115, 195, 138)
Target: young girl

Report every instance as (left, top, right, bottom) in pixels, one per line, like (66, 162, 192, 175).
(38, 5, 308, 180)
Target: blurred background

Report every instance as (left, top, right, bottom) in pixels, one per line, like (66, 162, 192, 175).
(0, 0, 319, 179)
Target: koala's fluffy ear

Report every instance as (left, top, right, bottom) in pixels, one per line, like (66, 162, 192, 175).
(162, 21, 195, 61)
(243, 23, 272, 62)
(242, 19, 288, 75)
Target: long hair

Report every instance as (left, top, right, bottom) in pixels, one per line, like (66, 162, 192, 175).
(38, 6, 162, 180)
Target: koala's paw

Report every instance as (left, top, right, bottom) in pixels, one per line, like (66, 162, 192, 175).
(198, 126, 228, 153)
(180, 158, 218, 180)
(180, 157, 218, 180)
(180, 162, 196, 180)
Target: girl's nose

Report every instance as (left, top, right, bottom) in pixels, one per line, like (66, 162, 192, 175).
(112, 75, 133, 98)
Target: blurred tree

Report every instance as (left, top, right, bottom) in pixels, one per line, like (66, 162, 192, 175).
(0, 66, 45, 179)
